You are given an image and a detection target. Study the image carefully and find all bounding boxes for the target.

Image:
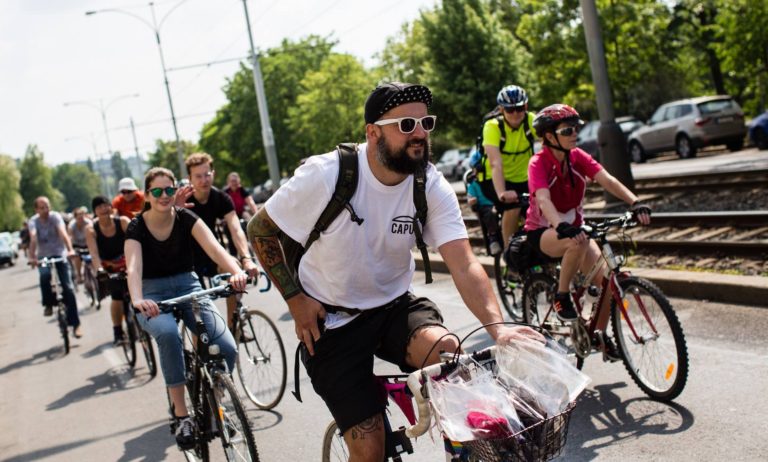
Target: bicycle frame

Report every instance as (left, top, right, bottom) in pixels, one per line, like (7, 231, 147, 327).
(537, 213, 663, 359)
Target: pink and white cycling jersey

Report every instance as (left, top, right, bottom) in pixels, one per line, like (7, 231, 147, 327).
(524, 146, 602, 231)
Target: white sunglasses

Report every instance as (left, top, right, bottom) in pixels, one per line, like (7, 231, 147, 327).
(373, 115, 437, 134)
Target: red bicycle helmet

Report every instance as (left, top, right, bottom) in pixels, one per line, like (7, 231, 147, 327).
(532, 104, 582, 133)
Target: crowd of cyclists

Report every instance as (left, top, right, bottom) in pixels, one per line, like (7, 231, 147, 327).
(17, 80, 653, 459)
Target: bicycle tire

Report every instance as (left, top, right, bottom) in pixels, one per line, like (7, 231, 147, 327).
(211, 372, 260, 462)
(493, 253, 524, 320)
(321, 420, 348, 462)
(522, 273, 584, 369)
(140, 330, 158, 377)
(122, 309, 138, 367)
(84, 268, 98, 308)
(58, 307, 70, 355)
(236, 309, 287, 410)
(611, 276, 688, 402)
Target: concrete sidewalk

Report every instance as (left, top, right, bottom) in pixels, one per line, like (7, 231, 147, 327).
(415, 252, 768, 307)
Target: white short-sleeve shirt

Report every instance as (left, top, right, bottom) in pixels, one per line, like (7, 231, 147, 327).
(265, 143, 467, 329)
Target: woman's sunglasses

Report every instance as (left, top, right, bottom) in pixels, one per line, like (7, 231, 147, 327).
(502, 106, 526, 113)
(148, 186, 177, 198)
(373, 115, 437, 134)
(555, 125, 583, 137)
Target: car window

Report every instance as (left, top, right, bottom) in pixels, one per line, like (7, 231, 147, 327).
(664, 105, 682, 120)
(649, 107, 666, 124)
(698, 99, 734, 115)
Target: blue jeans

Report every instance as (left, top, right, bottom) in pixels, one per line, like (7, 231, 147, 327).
(38, 258, 80, 327)
(136, 272, 237, 387)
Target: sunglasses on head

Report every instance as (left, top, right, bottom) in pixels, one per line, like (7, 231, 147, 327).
(555, 125, 582, 136)
(148, 186, 177, 198)
(373, 115, 437, 134)
(502, 106, 526, 113)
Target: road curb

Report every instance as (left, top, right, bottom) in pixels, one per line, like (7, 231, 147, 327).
(414, 252, 768, 307)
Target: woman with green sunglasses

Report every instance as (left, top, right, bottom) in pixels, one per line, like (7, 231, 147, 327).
(124, 166, 247, 450)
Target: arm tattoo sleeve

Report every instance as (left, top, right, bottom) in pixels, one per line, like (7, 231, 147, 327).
(247, 212, 301, 300)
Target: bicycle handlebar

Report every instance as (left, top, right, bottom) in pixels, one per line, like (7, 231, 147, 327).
(404, 346, 497, 438)
(38, 256, 67, 266)
(581, 211, 637, 238)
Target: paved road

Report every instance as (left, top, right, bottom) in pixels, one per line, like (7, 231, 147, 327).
(1, 264, 767, 461)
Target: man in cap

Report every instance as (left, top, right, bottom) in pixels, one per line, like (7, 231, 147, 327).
(247, 82, 540, 461)
(112, 177, 145, 219)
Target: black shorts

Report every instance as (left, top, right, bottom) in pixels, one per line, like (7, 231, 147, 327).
(300, 292, 444, 434)
(479, 180, 529, 211)
(526, 227, 560, 263)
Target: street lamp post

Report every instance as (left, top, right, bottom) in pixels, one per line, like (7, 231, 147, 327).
(63, 93, 140, 196)
(240, 0, 281, 192)
(86, 1, 189, 177)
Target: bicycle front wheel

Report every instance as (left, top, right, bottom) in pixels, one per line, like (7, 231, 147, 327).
(122, 312, 138, 367)
(236, 310, 287, 410)
(611, 276, 688, 401)
(57, 307, 70, 355)
(523, 274, 584, 369)
(140, 330, 158, 377)
(321, 420, 348, 462)
(494, 253, 524, 320)
(211, 372, 260, 462)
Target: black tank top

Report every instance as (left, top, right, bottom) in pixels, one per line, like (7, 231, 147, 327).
(94, 217, 126, 261)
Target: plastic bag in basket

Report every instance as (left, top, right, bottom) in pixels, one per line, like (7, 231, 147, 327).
(496, 338, 590, 417)
(427, 366, 523, 442)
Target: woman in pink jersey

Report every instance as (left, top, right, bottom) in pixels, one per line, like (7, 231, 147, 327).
(524, 104, 651, 352)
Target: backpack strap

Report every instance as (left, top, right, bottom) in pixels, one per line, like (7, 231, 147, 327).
(304, 143, 364, 252)
(498, 113, 535, 157)
(412, 166, 432, 284)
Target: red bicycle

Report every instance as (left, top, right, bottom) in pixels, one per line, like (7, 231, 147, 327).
(522, 212, 689, 401)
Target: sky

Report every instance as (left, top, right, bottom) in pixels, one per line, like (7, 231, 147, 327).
(0, 0, 437, 166)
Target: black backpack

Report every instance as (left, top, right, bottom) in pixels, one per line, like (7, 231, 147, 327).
(474, 108, 535, 182)
(279, 143, 433, 286)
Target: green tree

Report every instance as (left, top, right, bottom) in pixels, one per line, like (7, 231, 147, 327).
(0, 154, 25, 231)
(199, 36, 336, 186)
(18, 145, 63, 216)
(419, 0, 527, 143)
(287, 54, 374, 154)
(714, 0, 768, 114)
(146, 140, 199, 179)
(52, 163, 102, 212)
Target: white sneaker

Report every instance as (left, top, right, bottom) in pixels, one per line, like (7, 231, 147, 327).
(489, 241, 503, 256)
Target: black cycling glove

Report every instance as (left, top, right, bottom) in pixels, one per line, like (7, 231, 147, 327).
(630, 200, 652, 218)
(556, 222, 582, 239)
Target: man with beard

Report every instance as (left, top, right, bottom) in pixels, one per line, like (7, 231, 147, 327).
(247, 82, 541, 462)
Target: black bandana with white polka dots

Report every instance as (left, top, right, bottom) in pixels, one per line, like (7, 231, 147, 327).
(364, 82, 433, 124)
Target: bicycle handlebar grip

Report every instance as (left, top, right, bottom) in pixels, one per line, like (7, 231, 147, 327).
(259, 271, 272, 293)
(404, 366, 440, 438)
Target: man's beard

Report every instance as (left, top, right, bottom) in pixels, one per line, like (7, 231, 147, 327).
(376, 135, 431, 174)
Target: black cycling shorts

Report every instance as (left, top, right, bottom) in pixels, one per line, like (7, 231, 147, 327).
(479, 180, 529, 211)
(526, 227, 561, 263)
(300, 292, 444, 435)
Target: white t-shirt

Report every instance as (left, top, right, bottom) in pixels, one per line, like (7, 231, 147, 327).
(265, 143, 467, 329)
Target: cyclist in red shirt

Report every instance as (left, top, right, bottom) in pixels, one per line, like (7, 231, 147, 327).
(525, 104, 651, 332)
(223, 172, 259, 220)
(112, 177, 145, 219)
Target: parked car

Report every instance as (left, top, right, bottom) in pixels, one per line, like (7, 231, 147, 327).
(576, 116, 645, 161)
(0, 232, 18, 259)
(748, 111, 768, 150)
(435, 148, 470, 180)
(0, 240, 15, 267)
(627, 95, 747, 163)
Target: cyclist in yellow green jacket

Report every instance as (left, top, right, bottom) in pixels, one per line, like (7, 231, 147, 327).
(478, 85, 536, 247)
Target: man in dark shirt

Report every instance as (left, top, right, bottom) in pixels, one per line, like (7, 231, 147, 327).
(178, 153, 259, 328)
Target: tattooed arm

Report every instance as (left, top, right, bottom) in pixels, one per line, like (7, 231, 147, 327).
(247, 208, 326, 355)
